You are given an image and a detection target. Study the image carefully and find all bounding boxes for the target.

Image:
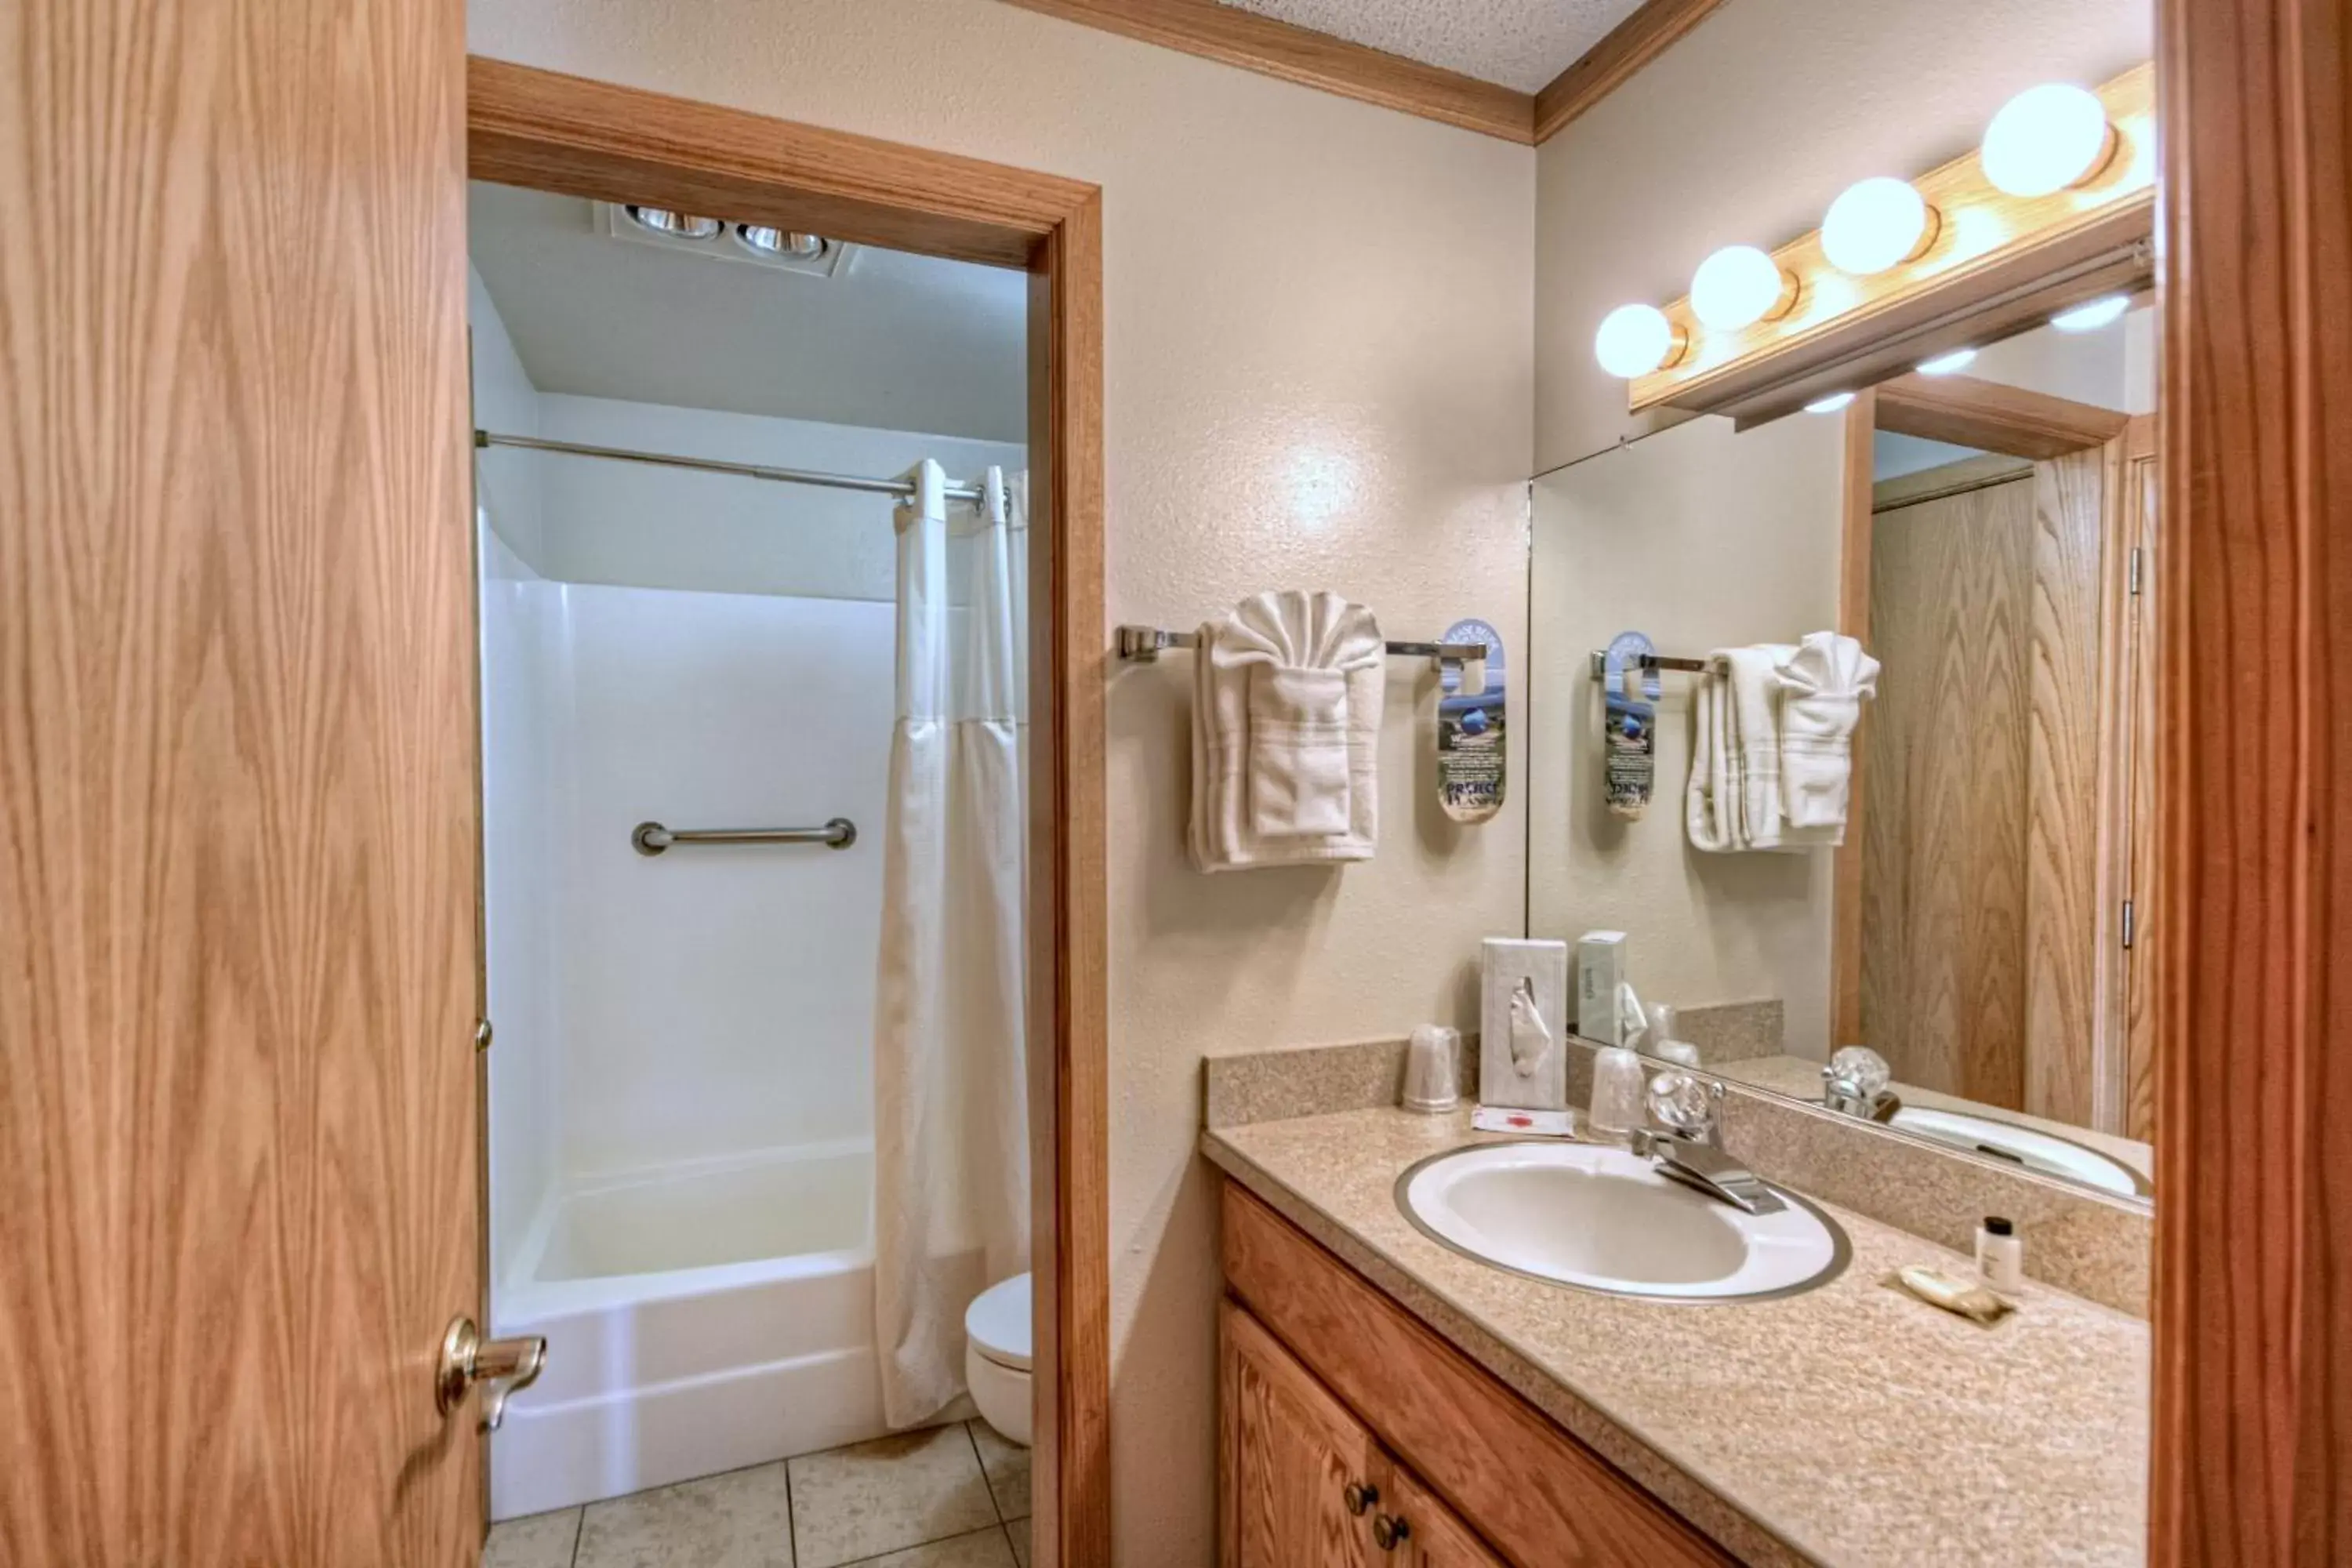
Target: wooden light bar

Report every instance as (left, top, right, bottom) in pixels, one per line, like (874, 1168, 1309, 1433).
(1628, 63, 2154, 425)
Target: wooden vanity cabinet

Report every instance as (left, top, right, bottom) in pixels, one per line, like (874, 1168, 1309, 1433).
(1219, 1179, 1737, 1568)
(1223, 1300, 1503, 1567)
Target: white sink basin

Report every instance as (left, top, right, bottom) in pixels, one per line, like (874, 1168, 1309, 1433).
(1396, 1142, 1847, 1302)
(1888, 1105, 2151, 1198)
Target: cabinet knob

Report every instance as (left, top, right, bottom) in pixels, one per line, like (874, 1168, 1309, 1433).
(1343, 1480, 1379, 1517)
(1372, 1514, 1411, 1551)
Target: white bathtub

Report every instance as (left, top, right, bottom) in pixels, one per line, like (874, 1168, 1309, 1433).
(488, 1141, 887, 1519)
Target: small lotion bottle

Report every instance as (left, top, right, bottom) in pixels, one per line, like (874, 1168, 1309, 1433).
(1976, 1216, 2024, 1294)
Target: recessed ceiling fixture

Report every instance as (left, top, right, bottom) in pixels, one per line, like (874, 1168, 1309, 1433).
(1821, 177, 1938, 276)
(1593, 304, 1685, 379)
(2050, 294, 2132, 332)
(1915, 347, 1979, 376)
(626, 205, 723, 241)
(1804, 392, 1857, 414)
(738, 226, 828, 260)
(1980, 84, 2115, 198)
(1690, 245, 1798, 332)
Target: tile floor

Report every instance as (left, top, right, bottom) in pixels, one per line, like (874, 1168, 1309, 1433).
(484, 1421, 1032, 1568)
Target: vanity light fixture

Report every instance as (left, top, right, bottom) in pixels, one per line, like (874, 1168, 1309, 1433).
(1820, 178, 1939, 277)
(1593, 303, 1686, 379)
(1979, 84, 2116, 198)
(738, 225, 828, 260)
(1804, 392, 1857, 414)
(626, 205, 724, 241)
(2050, 294, 2132, 332)
(1690, 245, 1799, 332)
(1915, 347, 1979, 376)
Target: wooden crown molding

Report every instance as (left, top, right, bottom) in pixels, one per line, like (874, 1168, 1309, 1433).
(1533, 0, 1724, 142)
(995, 0, 1535, 143)
(1874, 372, 2130, 459)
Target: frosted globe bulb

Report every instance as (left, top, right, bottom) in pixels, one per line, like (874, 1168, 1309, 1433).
(2051, 294, 2131, 332)
(1980, 84, 2113, 198)
(1915, 347, 1978, 376)
(1690, 245, 1793, 332)
(1593, 303, 1679, 379)
(1820, 177, 1934, 275)
(1804, 391, 1857, 415)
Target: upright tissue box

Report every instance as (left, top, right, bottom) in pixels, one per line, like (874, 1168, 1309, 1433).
(1479, 938, 1570, 1112)
(1576, 931, 1628, 1045)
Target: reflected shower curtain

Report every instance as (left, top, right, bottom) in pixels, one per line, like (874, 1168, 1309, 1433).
(872, 460, 1030, 1428)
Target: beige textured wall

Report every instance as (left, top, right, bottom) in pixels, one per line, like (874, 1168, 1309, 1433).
(1526, 412, 1846, 1055)
(466, 2, 1534, 1559)
(1536, 0, 2153, 470)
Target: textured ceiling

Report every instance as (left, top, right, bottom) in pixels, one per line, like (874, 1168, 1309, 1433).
(467, 182, 1028, 443)
(1218, 0, 1646, 93)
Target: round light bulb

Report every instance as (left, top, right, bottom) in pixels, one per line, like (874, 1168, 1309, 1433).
(1804, 391, 1857, 414)
(1593, 303, 1681, 379)
(1980, 84, 2114, 198)
(1916, 347, 1978, 376)
(1690, 245, 1795, 332)
(1820, 177, 1936, 275)
(2051, 294, 2131, 332)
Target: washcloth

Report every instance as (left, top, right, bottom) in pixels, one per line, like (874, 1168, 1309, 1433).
(1189, 590, 1384, 871)
(1775, 631, 1880, 831)
(1686, 637, 1873, 852)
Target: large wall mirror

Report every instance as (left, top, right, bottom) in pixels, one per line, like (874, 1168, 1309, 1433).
(1528, 263, 2158, 1205)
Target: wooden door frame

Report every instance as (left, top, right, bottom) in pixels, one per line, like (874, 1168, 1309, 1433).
(465, 60, 1111, 1566)
(1830, 376, 2140, 1117)
(2151, 0, 2352, 1559)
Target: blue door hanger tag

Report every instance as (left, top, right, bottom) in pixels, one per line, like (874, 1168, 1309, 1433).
(1602, 631, 1658, 820)
(1438, 618, 1505, 824)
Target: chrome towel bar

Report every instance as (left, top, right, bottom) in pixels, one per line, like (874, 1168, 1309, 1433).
(1116, 624, 1488, 667)
(632, 818, 857, 855)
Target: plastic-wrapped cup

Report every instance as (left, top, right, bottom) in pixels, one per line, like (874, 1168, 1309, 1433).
(1403, 1025, 1462, 1113)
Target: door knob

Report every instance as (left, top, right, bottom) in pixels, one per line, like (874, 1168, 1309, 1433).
(1343, 1480, 1379, 1516)
(1371, 1514, 1411, 1551)
(437, 1316, 546, 1431)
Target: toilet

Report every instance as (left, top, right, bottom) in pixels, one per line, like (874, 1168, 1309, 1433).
(964, 1272, 1032, 1446)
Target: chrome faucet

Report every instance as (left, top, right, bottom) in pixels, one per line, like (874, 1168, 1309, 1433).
(1820, 1044, 1902, 1123)
(1632, 1072, 1785, 1216)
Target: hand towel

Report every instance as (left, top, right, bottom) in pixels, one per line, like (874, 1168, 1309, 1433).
(1188, 590, 1384, 872)
(1775, 631, 1880, 831)
(1686, 641, 1849, 852)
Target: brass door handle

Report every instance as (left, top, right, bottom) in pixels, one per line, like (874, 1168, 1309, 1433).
(437, 1316, 546, 1431)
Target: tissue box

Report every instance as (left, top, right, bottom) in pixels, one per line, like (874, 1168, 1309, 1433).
(1479, 937, 1569, 1112)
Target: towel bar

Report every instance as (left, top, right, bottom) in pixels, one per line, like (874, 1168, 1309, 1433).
(1587, 651, 1711, 678)
(632, 818, 857, 855)
(1117, 624, 1488, 666)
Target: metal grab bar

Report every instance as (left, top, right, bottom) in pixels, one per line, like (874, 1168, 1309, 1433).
(631, 818, 857, 855)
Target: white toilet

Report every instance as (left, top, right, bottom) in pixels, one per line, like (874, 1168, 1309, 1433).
(964, 1271, 1032, 1446)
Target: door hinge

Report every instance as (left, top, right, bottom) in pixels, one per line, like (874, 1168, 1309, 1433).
(2120, 900, 2136, 951)
(2128, 546, 2143, 597)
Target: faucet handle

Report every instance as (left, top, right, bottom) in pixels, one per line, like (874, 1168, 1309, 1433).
(1646, 1069, 1720, 1143)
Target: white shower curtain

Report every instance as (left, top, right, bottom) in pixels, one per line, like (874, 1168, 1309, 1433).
(872, 459, 1031, 1428)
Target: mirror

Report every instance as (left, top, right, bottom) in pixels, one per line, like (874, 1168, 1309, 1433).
(1527, 298, 2159, 1203)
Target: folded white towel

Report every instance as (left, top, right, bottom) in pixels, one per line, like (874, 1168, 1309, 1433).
(1189, 590, 1384, 872)
(1686, 634, 1875, 853)
(1776, 631, 1880, 831)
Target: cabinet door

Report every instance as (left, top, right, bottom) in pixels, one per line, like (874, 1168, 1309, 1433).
(1222, 1301, 1381, 1568)
(1371, 1462, 1508, 1568)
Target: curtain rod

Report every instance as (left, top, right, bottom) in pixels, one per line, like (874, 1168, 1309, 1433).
(474, 430, 988, 503)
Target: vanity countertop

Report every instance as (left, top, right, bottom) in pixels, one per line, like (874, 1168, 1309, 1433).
(1203, 1105, 2149, 1568)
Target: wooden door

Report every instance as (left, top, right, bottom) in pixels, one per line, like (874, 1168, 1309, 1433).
(1377, 1465, 1507, 1568)
(1221, 1301, 1380, 1568)
(1862, 474, 2038, 1105)
(0, 2, 481, 1565)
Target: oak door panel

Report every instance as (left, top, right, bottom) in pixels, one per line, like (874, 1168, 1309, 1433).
(1863, 477, 2036, 1105)
(1379, 1462, 1508, 1567)
(1221, 1300, 1377, 1568)
(0, 1, 478, 1563)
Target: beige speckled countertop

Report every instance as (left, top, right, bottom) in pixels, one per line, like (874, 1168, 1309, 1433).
(1203, 1106, 2149, 1567)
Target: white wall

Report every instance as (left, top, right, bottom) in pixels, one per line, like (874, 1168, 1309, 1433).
(1527, 412, 1846, 1054)
(466, 5, 1536, 1558)
(1535, 0, 2153, 470)
(551, 586, 895, 1181)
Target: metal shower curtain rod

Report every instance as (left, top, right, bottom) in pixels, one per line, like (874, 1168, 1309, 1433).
(473, 430, 988, 503)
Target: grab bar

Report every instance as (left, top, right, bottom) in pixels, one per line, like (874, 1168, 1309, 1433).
(631, 818, 857, 855)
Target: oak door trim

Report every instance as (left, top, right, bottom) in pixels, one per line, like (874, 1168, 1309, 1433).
(1531, 0, 1724, 143)
(2149, 0, 2352, 1559)
(1873, 372, 2132, 460)
(993, 0, 1536, 143)
(465, 60, 1112, 1566)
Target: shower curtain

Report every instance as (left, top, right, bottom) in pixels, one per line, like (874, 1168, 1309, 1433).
(872, 459, 1031, 1428)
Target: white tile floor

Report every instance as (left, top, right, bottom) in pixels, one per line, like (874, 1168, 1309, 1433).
(484, 1421, 1032, 1568)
